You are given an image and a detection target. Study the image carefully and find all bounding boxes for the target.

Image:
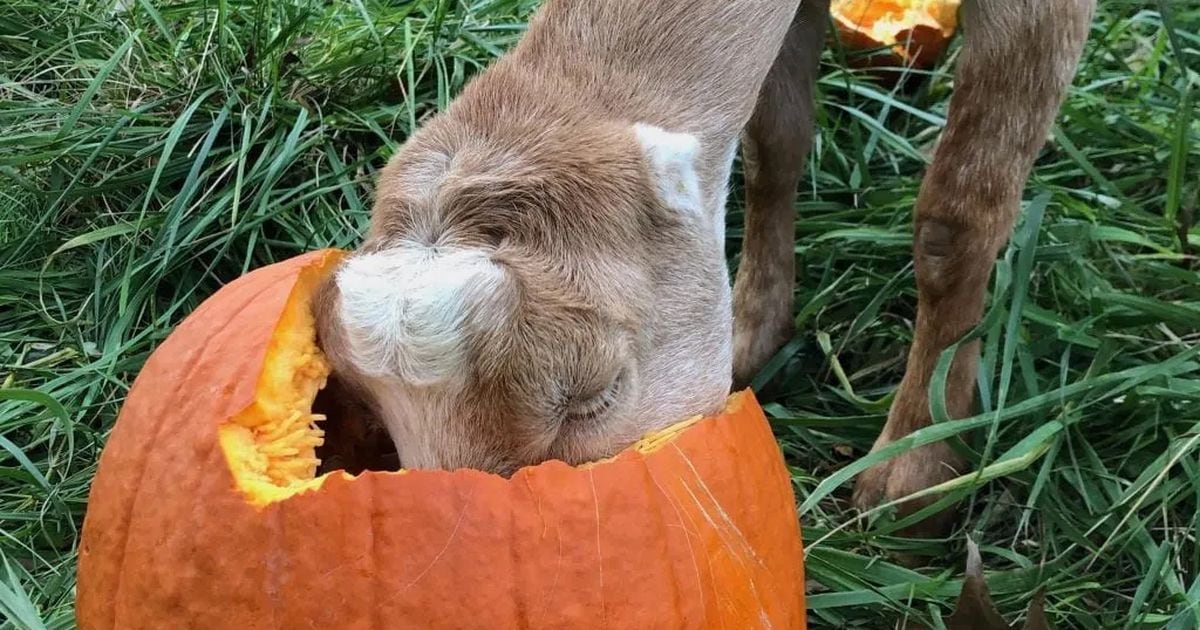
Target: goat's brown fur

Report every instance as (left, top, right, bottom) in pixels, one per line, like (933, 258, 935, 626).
(315, 0, 1096, 538)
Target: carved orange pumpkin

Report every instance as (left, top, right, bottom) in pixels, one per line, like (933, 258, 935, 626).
(831, 0, 961, 69)
(76, 250, 807, 629)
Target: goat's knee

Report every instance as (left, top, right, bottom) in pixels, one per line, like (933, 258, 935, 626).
(911, 217, 1000, 301)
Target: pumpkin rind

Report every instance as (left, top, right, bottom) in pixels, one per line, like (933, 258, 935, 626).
(77, 250, 807, 629)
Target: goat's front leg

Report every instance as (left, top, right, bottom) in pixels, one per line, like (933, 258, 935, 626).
(853, 0, 1096, 537)
(732, 0, 828, 387)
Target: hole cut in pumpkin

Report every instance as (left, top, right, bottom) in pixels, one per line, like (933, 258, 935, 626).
(311, 376, 400, 475)
(215, 253, 712, 507)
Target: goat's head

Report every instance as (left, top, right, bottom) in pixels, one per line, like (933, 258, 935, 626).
(315, 109, 734, 475)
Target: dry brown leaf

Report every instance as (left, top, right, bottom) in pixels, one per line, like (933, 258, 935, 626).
(945, 539, 1051, 630)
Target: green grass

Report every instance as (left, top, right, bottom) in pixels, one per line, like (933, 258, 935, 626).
(1, 0, 1197, 627)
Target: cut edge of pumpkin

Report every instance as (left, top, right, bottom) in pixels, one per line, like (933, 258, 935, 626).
(217, 250, 751, 507)
(217, 251, 353, 507)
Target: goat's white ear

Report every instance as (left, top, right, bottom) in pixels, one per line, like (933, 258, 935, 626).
(634, 123, 702, 213)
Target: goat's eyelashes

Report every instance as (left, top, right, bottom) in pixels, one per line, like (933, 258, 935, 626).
(565, 370, 626, 423)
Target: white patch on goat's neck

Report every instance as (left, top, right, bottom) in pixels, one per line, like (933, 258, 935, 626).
(335, 245, 507, 386)
(634, 123, 702, 215)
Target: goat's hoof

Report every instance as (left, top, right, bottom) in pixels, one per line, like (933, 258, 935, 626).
(851, 440, 964, 540)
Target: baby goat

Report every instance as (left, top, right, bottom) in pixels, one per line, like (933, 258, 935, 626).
(315, 0, 1095, 537)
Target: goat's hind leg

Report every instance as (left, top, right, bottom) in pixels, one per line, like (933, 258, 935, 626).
(852, 0, 1096, 538)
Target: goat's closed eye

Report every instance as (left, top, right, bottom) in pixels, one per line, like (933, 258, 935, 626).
(566, 370, 626, 423)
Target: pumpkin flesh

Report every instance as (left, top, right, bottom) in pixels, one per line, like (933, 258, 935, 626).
(831, 0, 961, 69)
(216, 260, 333, 504)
